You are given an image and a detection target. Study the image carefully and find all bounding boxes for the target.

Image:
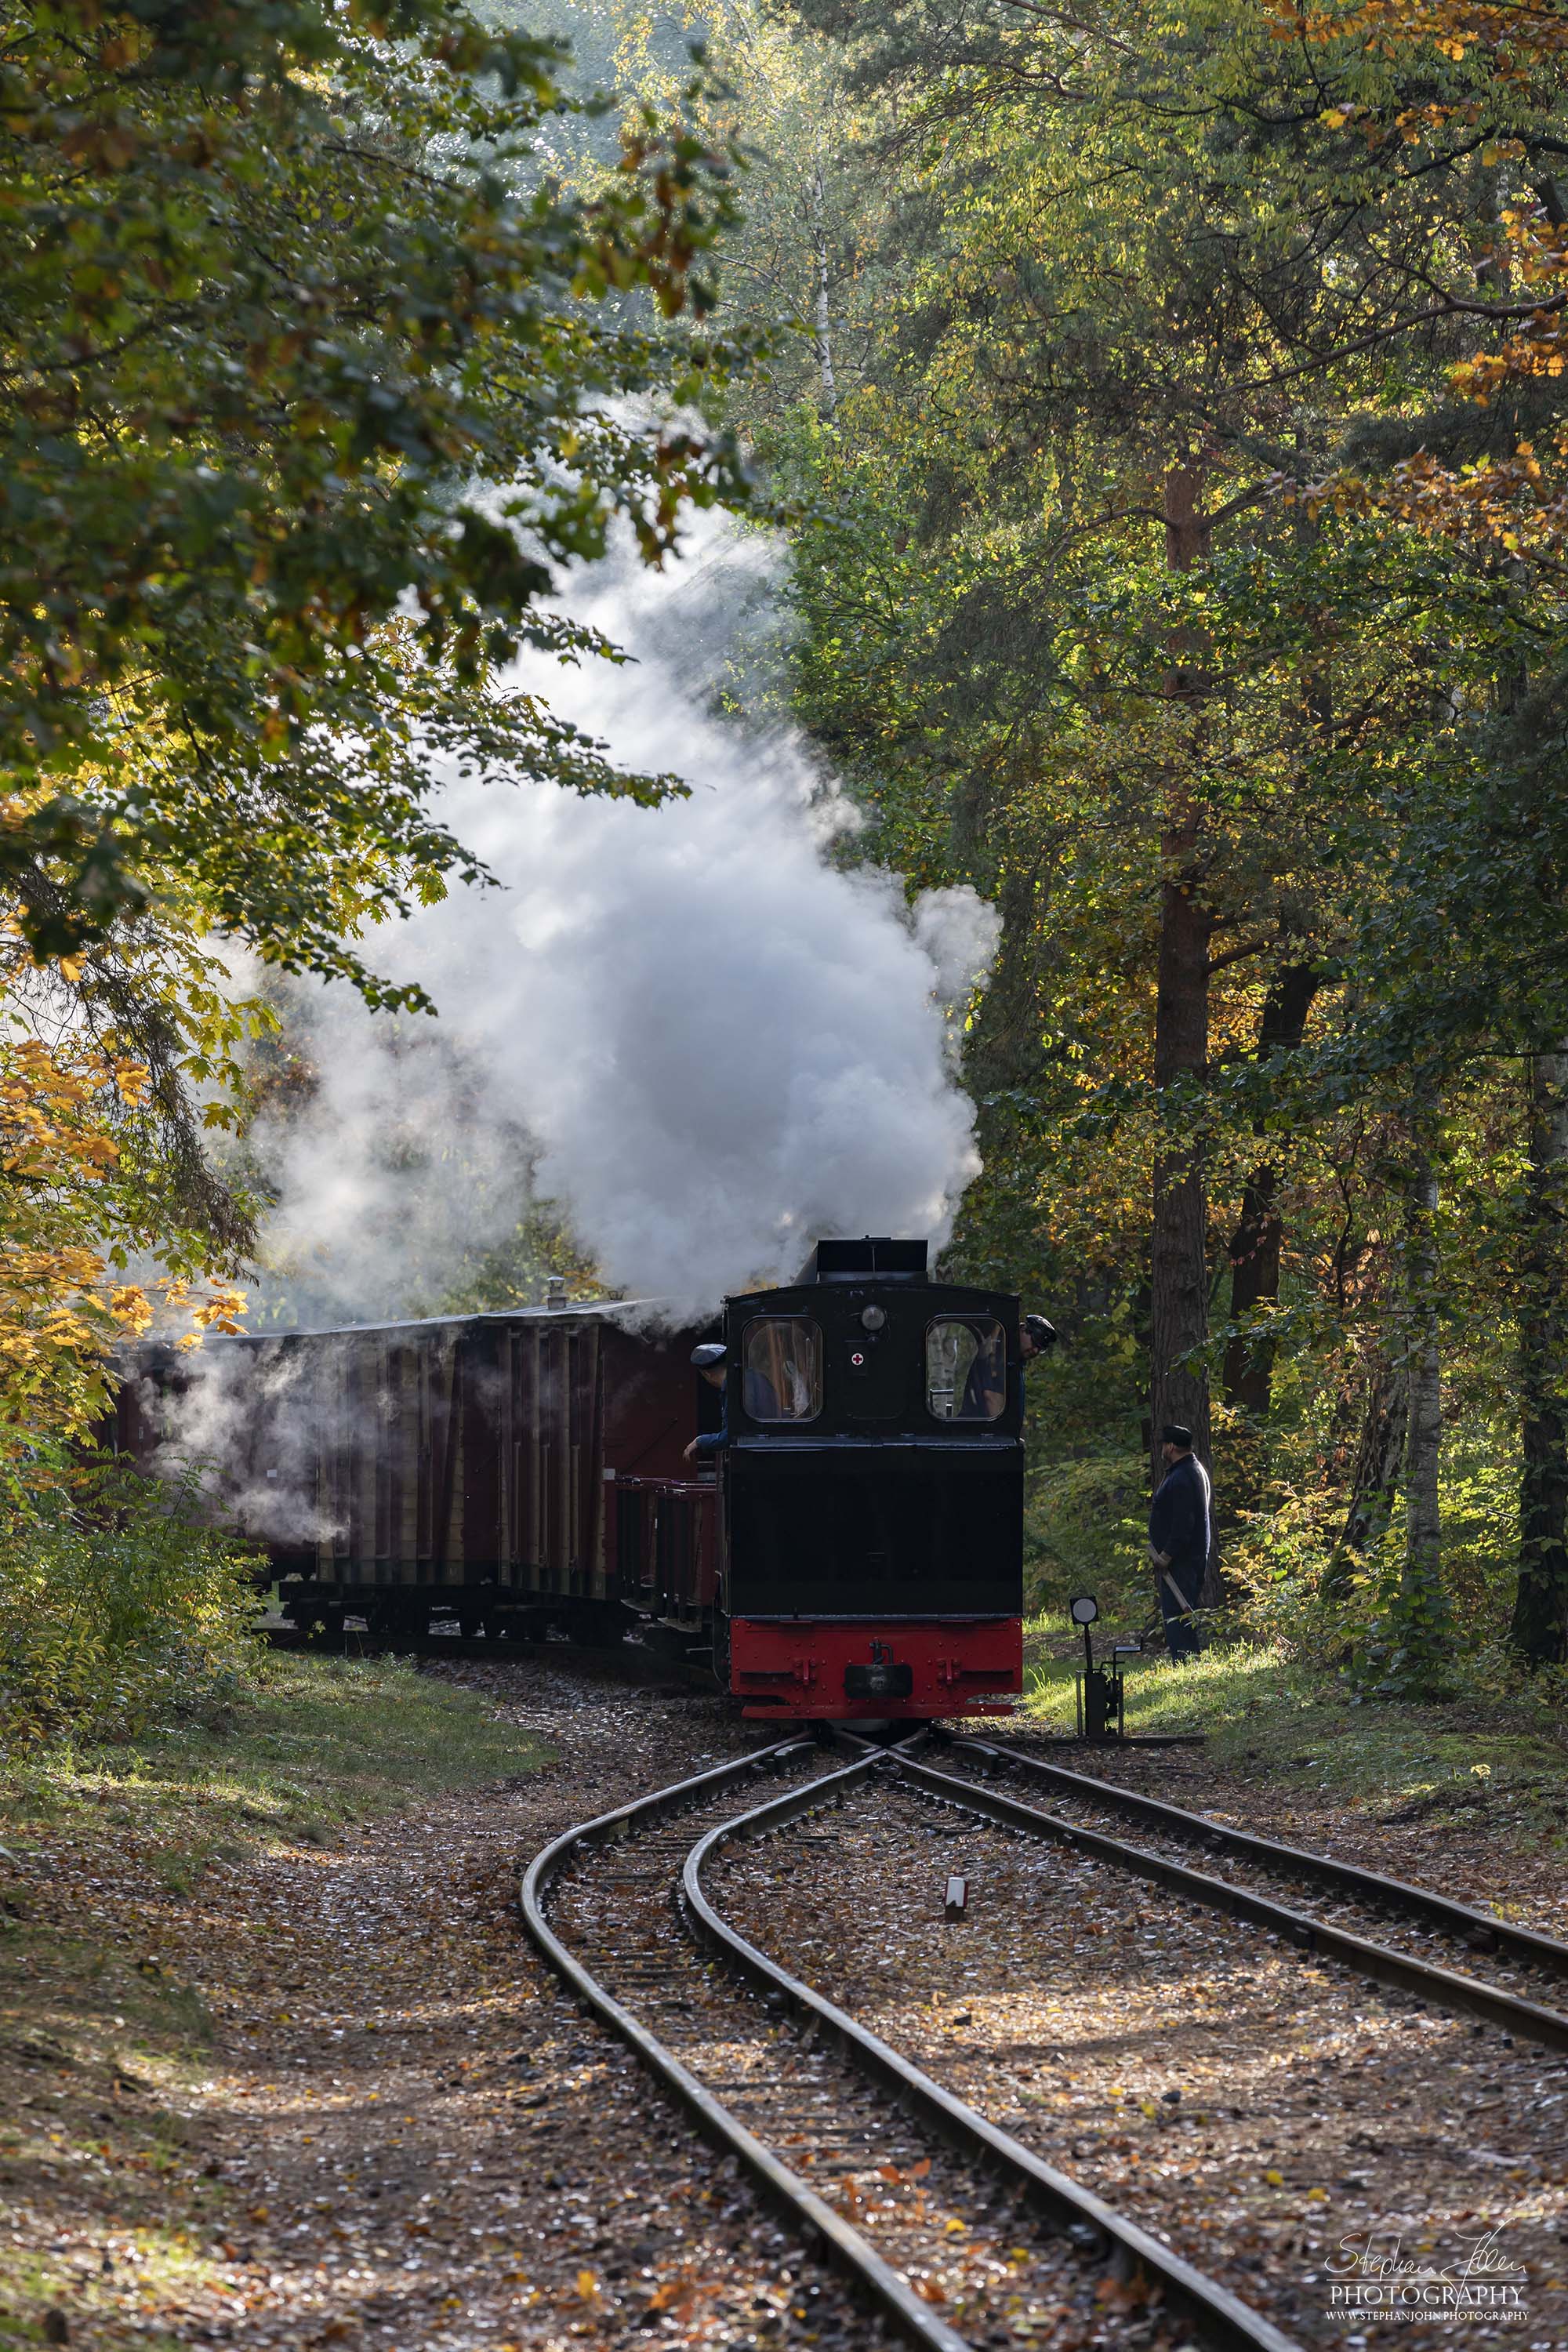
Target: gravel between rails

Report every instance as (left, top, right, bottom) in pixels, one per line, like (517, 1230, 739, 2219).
(710, 1780, 1568, 2352)
(931, 1744, 1568, 2028)
(992, 1737, 1568, 1947)
(544, 1751, 1206, 2352)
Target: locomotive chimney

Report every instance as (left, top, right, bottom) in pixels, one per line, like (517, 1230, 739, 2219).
(807, 1237, 929, 1284)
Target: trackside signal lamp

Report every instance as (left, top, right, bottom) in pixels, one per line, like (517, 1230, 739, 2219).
(1069, 1592, 1120, 1744)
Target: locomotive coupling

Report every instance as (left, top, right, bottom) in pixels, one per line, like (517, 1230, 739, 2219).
(844, 1658, 915, 1700)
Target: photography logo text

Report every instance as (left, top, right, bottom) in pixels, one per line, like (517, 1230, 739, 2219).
(1318, 2227, 1529, 2328)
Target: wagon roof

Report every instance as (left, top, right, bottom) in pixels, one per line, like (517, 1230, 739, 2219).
(123, 1298, 693, 1353)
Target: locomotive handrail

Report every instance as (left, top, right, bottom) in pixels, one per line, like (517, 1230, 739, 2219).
(613, 1473, 717, 1494)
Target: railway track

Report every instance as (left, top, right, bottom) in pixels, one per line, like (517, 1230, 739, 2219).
(260, 1620, 715, 1690)
(522, 1734, 1304, 2352)
(933, 1735, 1568, 2053)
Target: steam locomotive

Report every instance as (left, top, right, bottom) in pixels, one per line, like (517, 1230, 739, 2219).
(109, 1236, 1025, 1721)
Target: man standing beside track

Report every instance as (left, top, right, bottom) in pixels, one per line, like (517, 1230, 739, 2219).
(1148, 1424, 1210, 1661)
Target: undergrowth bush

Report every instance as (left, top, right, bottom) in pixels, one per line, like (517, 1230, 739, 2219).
(1023, 1446, 1157, 1632)
(1024, 1420, 1537, 1697)
(0, 1446, 262, 1747)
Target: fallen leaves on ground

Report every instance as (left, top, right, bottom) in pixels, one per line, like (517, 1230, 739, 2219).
(0, 1662, 887, 2349)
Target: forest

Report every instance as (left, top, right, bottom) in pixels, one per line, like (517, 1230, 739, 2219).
(4, 0, 1568, 1730)
(6, 11, 1568, 2352)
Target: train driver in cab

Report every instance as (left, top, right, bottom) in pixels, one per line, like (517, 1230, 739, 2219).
(684, 1343, 730, 1465)
(684, 1337, 798, 1463)
(960, 1312, 1057, 1419)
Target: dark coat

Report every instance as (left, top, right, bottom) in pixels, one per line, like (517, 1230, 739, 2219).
(694, 1367, 787, 1454)
(1149, 1452, 1211, 1566)
(692, 1391, 728, 1457)
(959, 1334, 1007, 1420)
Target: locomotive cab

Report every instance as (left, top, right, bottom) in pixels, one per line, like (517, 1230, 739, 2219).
(718, 1237, 1025, 1720)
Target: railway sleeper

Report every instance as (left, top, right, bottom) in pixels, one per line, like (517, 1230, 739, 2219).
(683, 1753, 1303, 2352)
(949, 1735, 1568, 1987)
(529, 1742, 1306, 2352)
(899, 1752, 1568, 2058)
(524, 1744, 985, 2352)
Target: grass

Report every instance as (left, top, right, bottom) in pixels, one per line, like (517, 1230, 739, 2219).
(0, 1647, 549, 1856)
(1021, 1627, 1568, 1831)
(0, 1652, 550, 2349)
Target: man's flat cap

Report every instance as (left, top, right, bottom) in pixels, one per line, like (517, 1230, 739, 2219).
(691, 1342, 728, 1369)
(1161, 1423, 1192, 1448)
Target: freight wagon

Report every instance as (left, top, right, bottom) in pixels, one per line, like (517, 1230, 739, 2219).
(111, 1304, 712, 1648)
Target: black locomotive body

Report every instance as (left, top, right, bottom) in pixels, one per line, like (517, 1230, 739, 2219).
(713, 1236, 1024, 1718)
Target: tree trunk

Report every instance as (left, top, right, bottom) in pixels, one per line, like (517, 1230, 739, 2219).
(1323, 1353, 1408, 1595)
(1149, 465, 1214, 1495)
(809, 158, 837, 417)
(1402, 1152, 1443, 1606)
(1223, 963, 1320, 1415)
(1512, 1046, 1568, 1665)
(1149, 830, 1213, 1468)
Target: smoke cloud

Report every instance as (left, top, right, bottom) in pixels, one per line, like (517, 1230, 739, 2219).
(134, 1345, 343, 1545)
(242, 518, 1001, 1326)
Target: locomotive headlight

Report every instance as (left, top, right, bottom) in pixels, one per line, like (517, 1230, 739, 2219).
(1069, 1592, 1099, 1626)
(860, 1305, 887, 1331)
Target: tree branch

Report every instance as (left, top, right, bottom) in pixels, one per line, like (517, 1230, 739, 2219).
(1207, 934, 1277, 976)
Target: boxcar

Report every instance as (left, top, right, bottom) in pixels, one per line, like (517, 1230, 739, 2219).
(111, 1304, 707, 1646)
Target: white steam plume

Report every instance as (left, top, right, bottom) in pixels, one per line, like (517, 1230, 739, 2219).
(244, 519, 1001, 1325)
(135, 1348, 343, 1544)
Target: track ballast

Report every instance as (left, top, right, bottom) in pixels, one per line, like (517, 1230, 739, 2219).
(521, 1735, 1304, 2352)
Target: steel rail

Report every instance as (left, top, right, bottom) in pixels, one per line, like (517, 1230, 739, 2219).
(683, 1751, 1305, 2352)
(520, 1739, 975, 2352)
(902, 1752, 1568, 2056)
(263, 1623, 714, 1688)
(952, 1735, 1568, 1979)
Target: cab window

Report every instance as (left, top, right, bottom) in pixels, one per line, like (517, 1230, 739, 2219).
(742, 1318, 822, 1423)
(927, 1317, 1007, 1422)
